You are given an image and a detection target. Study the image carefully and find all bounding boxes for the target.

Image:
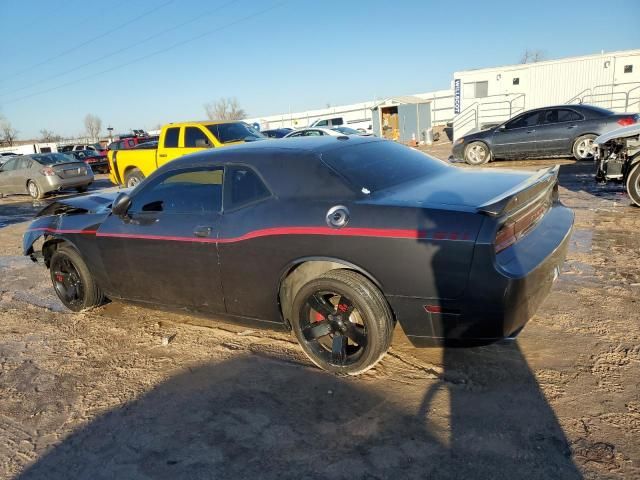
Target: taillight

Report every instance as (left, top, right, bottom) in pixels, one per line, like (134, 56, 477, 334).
(617, 116, 637, 127)
(495, 201, 549, 253)
(40, 167, 56, 176)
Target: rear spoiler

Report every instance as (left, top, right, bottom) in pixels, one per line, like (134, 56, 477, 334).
(477, 165, 559, 217)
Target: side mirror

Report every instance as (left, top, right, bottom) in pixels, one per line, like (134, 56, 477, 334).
(111, 192, 132, 217)
(497, 125, 506, 131)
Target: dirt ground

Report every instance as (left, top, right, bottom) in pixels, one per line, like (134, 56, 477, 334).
(0, 157, 639, 479)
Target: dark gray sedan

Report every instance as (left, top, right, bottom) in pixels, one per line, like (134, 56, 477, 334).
(0, 153, 93, 199)
(452, 104, 639, 165)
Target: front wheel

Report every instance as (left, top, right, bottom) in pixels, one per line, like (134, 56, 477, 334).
(290, 269, 394, 375)
(626, 163, 640, 206)
(124, 168, 145, 188)
(50, 245, 104, 312)
(76, 185, 89, 193)
(464, 141, 491, 165)
(572, 134, 597, 161)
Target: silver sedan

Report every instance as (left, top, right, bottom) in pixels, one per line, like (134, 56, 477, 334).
(0, 153, 93, 199)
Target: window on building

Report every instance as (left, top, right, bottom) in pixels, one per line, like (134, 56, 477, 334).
(184, 127, 210, 148)
(624, 65, 633, 73)
(163, 127, 180, 148)
(513, 77, 520, 85)
(463, 81, 488, 99)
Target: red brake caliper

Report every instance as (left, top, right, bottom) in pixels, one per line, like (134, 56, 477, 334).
(55, 273, 64, 282)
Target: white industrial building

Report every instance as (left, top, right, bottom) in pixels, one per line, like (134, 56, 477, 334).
(248, 48, 640, 142)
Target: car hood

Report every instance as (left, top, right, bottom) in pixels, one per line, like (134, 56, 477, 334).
(594, 124, 640, 145)
(367, 166, 536, 212)
(36, 189, 128, 217)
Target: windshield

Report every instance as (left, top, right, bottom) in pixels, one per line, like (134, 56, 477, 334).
(32, 153, 77, 165)
(332, 127, 360, 135)
(321, 141, 448, 193)
(205, 122, 265, 143)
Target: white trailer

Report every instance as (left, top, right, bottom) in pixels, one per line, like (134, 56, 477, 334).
(0, 143, 58, 155)
(451, 49, 640, 139)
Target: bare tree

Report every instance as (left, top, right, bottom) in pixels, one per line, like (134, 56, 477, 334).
(84, 114, 102, 141)
(520, 49, 546, 64)
(39, 129, 62, 142)
(0, 117, 18, 146)
(204, 97, 246, 121)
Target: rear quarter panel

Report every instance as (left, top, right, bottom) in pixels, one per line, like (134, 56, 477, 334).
(218, 199, 483, 323)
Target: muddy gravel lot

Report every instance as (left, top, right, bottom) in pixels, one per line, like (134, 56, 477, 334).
(0, 160, 639, 479)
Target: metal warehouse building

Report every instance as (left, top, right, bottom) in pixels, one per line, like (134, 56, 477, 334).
(451, 49, 640, 138)
(247, 48, 640, 143)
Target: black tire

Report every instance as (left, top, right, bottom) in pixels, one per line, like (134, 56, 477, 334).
(27, 180, 44, 199)
(124, 168, 145, 188)
(290, 269, 394, 375)
(464, 141, 491, 165)
(76, 185, 89, 193)
(572, 134, 597, 161)
(626, 163, 640, 207)
(50, 245, 104, 312)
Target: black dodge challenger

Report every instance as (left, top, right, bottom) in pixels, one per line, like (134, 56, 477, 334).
(24, 137, 574, 374)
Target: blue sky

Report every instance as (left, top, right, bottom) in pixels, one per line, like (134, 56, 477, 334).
(1, 0, 638, 138)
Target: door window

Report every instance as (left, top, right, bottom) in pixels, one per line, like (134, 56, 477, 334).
(331, 118, 344, 126)
(505, 111, 540, 130)
(1, 159, 18, 171)
(225, 166, 270, 209)
(315, 120, 328, 127)
(542, 109, 582, 124)
(184, 127, 211, 148)
(304, 130, 323, 136)
(287, 131, 303, 137)
(163, 128, 180, 148)
(130, 168, 223, 214)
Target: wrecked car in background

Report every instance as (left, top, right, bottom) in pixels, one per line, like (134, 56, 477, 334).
(594, 124, 640, 206)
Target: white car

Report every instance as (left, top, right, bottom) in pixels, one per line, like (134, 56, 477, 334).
(284, 127, 371, 138)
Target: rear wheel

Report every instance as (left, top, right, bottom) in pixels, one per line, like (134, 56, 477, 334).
(27, 180, 44, 199)
(50, 246, 104, 312)
(572, 134, 597, 161)
(464, 141, 491, 165)
(290, 269, 394, 375)
(76, 185, 89, 193)
(124, 168, 145, 188)
(626, 163, 640, 206)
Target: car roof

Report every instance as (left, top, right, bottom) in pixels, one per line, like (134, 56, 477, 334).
(163, 120, 251, 128)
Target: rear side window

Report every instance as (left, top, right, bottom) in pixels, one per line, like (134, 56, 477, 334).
(225, 166, 270, 209)
(543, 109, 582, 124)
(131, 168, 223, 214)
(322, 141, 448, 193)
(331, 118, 344, 126)
(164, 127, 180, 148)
(184, 127, 211, 148)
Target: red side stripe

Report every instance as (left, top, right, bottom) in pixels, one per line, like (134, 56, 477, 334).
(28, 226, 469, 243)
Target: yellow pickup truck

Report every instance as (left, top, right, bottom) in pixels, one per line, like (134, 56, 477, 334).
(108, 120, 264, 187)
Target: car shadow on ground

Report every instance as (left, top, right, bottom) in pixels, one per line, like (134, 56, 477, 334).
(17, 344, 581, 480)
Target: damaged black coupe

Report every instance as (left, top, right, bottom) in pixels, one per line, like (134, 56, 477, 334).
(24, 137, 574, 374)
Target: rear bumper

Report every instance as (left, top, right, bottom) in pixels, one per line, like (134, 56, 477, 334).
(391, 203, 574, 347)
(40, 175, 94, 193)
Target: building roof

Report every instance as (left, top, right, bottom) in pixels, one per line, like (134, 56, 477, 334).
(372, 95, 431, 109)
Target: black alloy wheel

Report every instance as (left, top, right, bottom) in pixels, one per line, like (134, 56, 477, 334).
(49, 246, 104, 312)
(291, 269, 394, 375)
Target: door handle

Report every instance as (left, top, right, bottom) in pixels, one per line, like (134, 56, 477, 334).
(526, 129, 536, 134)
(193, 226, 213, 238)
(567, 124, 577, 129)
(159, 153, 167, 158)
